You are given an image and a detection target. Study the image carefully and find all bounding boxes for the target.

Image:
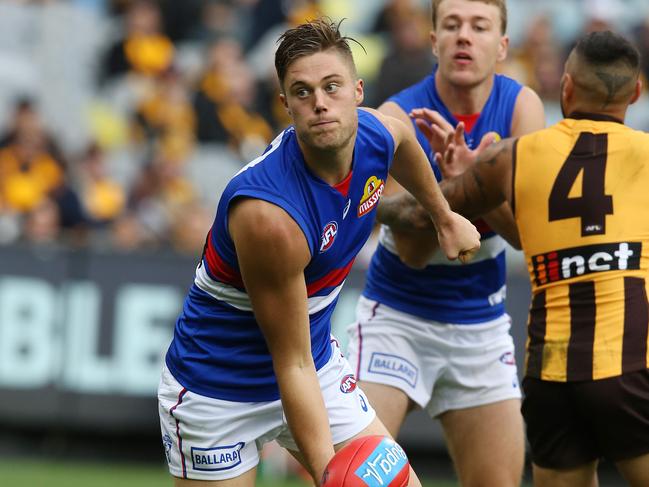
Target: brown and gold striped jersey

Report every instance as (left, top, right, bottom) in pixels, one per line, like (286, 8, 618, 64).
(514, 113, 649, 381)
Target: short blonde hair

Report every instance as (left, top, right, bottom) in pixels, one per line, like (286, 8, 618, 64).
(275, 17, 358, 89)
(431, 0, 507, 34)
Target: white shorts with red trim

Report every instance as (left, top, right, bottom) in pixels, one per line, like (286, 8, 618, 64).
(157, 340, 375, 481)
(346, 296, 521, 418)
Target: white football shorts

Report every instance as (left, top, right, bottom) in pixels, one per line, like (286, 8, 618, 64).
(158, 339, 375, 481)
(346, 296, 521, 418)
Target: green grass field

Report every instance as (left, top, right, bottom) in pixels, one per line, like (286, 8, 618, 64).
(0, 458, 459, 487)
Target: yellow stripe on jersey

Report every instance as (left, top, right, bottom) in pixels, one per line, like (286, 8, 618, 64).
(540, 284, 571, 381)
(592, 278, 624, 379)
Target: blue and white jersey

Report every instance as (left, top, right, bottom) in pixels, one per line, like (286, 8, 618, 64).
(363, 67, 522, 323)
(166, 109, 394, 402)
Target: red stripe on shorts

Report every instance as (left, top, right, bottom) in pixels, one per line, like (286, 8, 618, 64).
(170, 388, 188, 479)
(357, 302, 379, 380)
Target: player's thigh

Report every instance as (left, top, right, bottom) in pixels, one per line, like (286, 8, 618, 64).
(173, 467, 257, 487)
(440, 399, 524, 486)
(532, 462, 598, 487)
(615, 452, 649, 487)
(357, 380, 414, 437)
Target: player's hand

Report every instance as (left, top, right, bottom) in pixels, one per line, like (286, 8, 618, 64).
(409, 108, 454, 155)
(434, 126, 497, 178)
(435, 210, 481, 264)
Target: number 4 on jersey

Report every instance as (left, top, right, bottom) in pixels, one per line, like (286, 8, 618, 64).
(548, 132, 613, 236)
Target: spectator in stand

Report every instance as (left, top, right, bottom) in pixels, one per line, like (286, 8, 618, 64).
(99, 0, 175, 85)
(0, 130, 64, 215)
(76, 142, 126, 227)
(110, 211, 154, 251)
(168, 200, 213, 256)
(371, 0, 417, 34)
(193, 38, 273, 158)
(0, 128, 86, 244)
(126, 149, 196, 246)
(0, 97, 65, 162)
(22, 197, 62, 245)
(131, 66, 196, 162)
(502, 15, 563, 123)
(370, 2, 436, 107)
(193, 37, 245, 143)
(194, 0, 245, 43)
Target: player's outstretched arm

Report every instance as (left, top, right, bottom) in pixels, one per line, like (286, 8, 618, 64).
(439, 138, 516, 221)
(376, 102, 440, 269)
(229, 198, 334, 484)
(365, 107, 481, 263)
(375, 191, 428, 228)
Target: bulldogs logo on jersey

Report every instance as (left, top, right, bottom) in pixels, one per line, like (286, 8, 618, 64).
(358, 176, 384, 217)
(320, 221, 338, 253)
(466, 130, 501, 149)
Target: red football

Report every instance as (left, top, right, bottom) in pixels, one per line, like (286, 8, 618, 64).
(321, 435, 410, 487)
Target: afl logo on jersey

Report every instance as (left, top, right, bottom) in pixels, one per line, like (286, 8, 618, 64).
(358, 176, 384, 217)
(340, 374, 357, 393)
(319, 221, 338, 253)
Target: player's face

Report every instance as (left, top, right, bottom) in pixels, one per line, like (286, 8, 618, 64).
(281, 50, 364, 153)
(432, 0, 508, 88)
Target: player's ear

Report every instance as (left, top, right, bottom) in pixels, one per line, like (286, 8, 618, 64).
(497, 35, 509, 63)
(430, 31, 439, 58)
(279, 92, 291, 116)
(355, 78, 364, 106)
(630, 78, 642, 105)
(561, 73, 574, 104)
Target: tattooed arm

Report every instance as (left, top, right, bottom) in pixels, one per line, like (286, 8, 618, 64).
(378, 139, 516, 232)
(439, 138, 516, 220)
(375, 191, 434, 232)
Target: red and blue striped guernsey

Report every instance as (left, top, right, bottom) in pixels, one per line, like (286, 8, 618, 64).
(165, 109, 395, 401)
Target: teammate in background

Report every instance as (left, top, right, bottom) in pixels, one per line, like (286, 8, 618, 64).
(436, 30, 649, 487)
(346, 1, 544, 486)
(157, 18, 480, 487)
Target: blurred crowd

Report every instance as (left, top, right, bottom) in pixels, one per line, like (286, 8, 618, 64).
(1, 0, 649, 256)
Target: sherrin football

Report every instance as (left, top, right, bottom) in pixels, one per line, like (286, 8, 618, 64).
(321, 435, 410, 486)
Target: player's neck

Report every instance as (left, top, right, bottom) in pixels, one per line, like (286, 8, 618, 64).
(299, 136, 356, 186)
(435, 72, 495, 115)
(565, 101, 628, 124)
